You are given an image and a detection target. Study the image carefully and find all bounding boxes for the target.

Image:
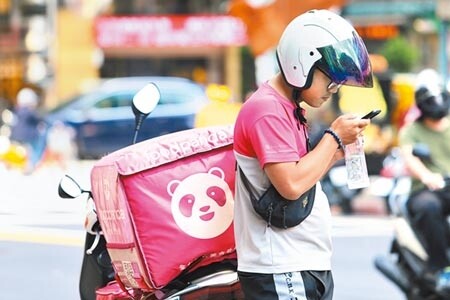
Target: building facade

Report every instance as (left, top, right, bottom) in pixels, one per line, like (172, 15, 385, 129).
(0, 0, 447, 109)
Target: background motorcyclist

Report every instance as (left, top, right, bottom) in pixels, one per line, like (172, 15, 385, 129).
(398, 68, 450, 294)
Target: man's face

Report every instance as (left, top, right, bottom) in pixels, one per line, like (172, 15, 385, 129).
(300, 69, 340, 108)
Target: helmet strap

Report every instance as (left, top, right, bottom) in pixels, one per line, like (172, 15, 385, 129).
(292, 88, 300, 102)
(292, 91, 307, 126)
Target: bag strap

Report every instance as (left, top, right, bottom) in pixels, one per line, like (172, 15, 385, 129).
(282, 100, 311, 152)
(238, 166, 257, 202)
(238, 166, 277, 227)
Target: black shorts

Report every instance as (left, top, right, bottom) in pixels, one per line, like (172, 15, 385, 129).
(238, 270, 333, 300)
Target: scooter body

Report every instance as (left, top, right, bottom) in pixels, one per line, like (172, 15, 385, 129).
(374, 196, 449, 300)
(79, 232, 114, 300)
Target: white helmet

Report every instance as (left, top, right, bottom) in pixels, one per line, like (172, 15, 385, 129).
(276, 9, 373, 89)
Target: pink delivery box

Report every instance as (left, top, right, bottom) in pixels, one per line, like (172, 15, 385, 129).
(90, 125, 236, 292)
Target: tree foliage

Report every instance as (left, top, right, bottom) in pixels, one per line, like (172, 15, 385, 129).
(381, 37, 419, 72)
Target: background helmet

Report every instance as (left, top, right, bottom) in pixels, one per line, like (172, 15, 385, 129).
(414, 69, 449, 120)
(415, 86, 450, 120)
(415, 68, 443, 97)
(276, 9, 373, 90)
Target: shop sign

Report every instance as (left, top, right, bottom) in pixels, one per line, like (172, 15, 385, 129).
(95, 15, 248, 48)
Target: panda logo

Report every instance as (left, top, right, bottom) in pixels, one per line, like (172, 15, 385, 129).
(167, 167, 234, 239)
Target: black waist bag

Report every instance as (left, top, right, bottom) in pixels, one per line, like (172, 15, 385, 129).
(239, 168, 316, 229)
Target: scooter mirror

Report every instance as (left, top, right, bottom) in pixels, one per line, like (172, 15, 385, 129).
(58, 174, 83, 199)
(131, 82, 161, 144)
(132, 82, 160, 116)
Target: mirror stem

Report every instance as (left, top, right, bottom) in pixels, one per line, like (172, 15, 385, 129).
(132, 129, 139, 145)
(133, 116, 144, 144)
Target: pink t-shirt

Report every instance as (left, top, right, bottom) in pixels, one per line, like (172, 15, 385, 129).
(233, 82, 332, 274)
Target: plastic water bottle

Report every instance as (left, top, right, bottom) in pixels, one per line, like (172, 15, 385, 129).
(344, 136, 370, 189)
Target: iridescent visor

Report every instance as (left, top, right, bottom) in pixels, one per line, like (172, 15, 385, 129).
(317, 33, 373, 88)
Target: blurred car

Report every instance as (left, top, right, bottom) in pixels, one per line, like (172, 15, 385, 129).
(46, 76, 209, 159)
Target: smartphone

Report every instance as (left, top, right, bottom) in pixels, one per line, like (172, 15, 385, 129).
(361, 109, 381, 119)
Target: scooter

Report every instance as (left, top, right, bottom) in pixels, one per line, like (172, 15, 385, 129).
(374, 145, 450, 300)
(58, 82, 243, 300)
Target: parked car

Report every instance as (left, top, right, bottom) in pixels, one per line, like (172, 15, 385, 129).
(45, 76, 209, 159)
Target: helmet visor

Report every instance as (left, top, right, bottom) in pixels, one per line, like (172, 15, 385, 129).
(316, 32, 373, 88)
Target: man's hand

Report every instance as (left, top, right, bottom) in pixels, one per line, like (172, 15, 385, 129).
(330, 114, 370, 146)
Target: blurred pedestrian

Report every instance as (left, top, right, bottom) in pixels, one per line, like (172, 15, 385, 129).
(41, 120, 77, 170)
(10, 88, 46, 173)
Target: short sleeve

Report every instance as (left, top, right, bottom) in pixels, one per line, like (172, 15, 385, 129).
(399, 124, 417, 147)
(249, 113, 301, 168)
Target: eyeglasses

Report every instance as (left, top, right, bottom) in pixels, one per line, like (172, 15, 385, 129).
(327, 81, 342, 94)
